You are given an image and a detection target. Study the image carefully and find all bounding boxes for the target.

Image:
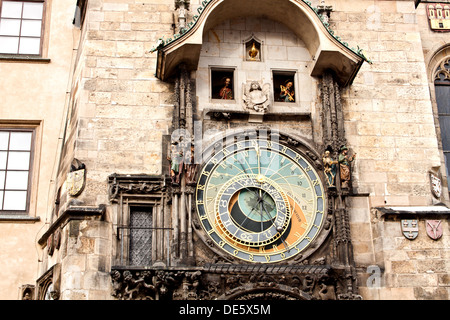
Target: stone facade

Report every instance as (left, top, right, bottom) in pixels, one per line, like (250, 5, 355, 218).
(1, 0, 449, 300)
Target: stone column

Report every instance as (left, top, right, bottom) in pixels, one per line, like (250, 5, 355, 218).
(59, 212, 112, 299)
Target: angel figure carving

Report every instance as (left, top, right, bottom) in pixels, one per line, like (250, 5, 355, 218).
(243, 81, 271, 113)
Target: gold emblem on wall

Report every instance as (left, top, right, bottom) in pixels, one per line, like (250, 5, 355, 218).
(427, 4, 450, 31)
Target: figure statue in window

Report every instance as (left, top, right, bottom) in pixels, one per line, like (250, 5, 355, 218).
(167, 141, 183, 186)
(219, 77, 233, 100)
(280, 80, 295, 102)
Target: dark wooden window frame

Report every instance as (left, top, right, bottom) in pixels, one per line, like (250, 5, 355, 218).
(0, 0, 46, 56)
(210, 67, 236, 101)
(272, 69, 298, 104)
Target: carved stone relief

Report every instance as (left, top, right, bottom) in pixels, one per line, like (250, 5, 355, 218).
(242, 81, 271, 113)
(110, 264, 355, 300)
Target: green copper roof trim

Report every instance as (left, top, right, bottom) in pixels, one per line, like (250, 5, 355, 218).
(150, 0, 372, 64)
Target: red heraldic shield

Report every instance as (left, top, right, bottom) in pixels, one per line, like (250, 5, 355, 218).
(426, 220, 443, 240)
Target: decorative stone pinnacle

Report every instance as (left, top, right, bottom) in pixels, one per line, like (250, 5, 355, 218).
(317, 0, 333, 23)
(175, 0, 190, 10)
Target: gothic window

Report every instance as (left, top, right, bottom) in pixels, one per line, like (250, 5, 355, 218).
(0, 0, 45, 55)
(0, 128, 34, 213)
(109, 174, 166, 267)
(435, 58, 450, 177)
(211, 68, 235, 100)
(129, 206, 153, 266)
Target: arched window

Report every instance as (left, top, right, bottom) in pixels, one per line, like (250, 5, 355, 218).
(435, 57, 450, 177)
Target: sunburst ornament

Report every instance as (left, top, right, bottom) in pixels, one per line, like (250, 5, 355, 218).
(248, 42, 259, 60)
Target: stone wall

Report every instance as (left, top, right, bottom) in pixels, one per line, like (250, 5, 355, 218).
(365, 212, 449, 299)
(39, 0, 450, 300)
(328, 0, 443, 206)
(37, 0, 178, 300)
(61, 0, 176, 208)
(417, 0, 450, 197)
(59, 219, 112, 300)
(197, 16, 316, 143)
(326, 0, 449, 299)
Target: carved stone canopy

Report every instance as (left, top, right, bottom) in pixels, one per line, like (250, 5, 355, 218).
(243, 34, 263, 62)
(108, 174, 166, 201)
(154, 0, 367, 86)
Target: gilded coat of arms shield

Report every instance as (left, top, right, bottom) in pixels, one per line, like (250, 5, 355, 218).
(426, 220, 443, 240)
(401, 219, 419, 240)
(427, 4, 450, 32)
(66, 169, 86, 197)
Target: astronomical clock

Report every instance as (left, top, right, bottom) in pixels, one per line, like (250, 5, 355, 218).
(108, 0, 367, 300)
(195, 135, 327, 264)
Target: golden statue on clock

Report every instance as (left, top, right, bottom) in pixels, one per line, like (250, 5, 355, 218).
(195, 137, 326, 263)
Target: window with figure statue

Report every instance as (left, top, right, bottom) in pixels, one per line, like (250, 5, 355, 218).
(211, 68, 235, 101)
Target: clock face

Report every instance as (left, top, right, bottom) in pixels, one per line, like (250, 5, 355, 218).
(195, 138, 326, 263)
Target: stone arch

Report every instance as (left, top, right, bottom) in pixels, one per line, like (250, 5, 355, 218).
(154, 0, 367, 86)
(216, 284, 313, 300)
(426, 43, 450, 83)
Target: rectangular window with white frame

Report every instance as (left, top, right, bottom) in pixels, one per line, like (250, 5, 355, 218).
(0, 128, 35, 214)
(0, 0, 45, 55)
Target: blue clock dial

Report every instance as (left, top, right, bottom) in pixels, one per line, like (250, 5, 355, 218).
(196, 138, 325, 263)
